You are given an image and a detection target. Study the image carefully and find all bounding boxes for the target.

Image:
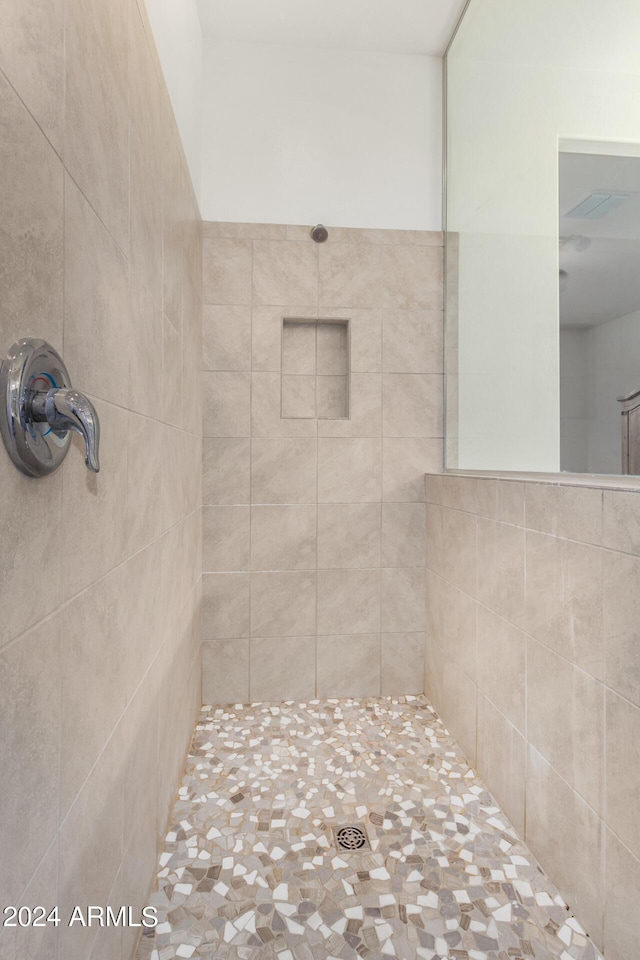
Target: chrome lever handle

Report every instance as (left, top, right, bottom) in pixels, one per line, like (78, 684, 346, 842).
(0, 338, 101, 478)
(30, 388, 100, 473)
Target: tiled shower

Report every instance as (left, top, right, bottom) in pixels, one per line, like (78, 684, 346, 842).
(0, 0, 638, 959)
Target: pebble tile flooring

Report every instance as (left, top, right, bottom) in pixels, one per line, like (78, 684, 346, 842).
(136, 697, 603, 960)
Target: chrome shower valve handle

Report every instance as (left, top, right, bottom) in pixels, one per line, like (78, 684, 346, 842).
(0, 338, 101, 477)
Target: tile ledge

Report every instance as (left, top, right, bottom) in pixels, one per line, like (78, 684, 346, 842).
(426, 468, 640, 493)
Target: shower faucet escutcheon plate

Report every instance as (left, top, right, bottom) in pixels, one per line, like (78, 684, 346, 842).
(0, 338, 100, 477)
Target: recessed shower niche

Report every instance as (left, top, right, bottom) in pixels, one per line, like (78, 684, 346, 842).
(281, 317, 350, 419)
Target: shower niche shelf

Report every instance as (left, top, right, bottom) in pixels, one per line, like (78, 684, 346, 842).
(281, 317, 350, 420)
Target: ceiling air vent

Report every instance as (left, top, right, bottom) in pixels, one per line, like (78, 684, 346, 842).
(563, 191, 632, 219)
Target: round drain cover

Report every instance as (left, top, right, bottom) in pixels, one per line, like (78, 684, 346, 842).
(335, 825, 367, 850)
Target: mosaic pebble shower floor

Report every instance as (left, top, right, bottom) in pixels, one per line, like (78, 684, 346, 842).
(135, 697, 602, 960)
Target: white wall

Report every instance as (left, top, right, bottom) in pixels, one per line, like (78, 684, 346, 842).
(447, 0, 640, 472)
(144, 0, 203, 197)
(200, 41, 443, 229)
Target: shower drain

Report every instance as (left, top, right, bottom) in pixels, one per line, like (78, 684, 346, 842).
(332, 824, 371, 852)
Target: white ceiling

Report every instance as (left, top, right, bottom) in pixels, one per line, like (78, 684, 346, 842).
(560, 152, 640, 328)
(196, 0, 468, 56)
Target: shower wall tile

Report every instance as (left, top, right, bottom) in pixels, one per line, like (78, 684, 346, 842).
(317, 635, 381, 698)
(0, 71, 63, 354)
(203, 639, 250, 704)
(249, 636, 316, 701)
(604, 830, 640, 960)
(425, 471, 640, 954)
(65, 0, 129, 253)
(203, 505, 250, 572)
(202, 223, 443, 703)
(0, 0, 202, 944)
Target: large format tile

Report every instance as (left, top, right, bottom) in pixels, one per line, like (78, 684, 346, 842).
(317, 635, 381, 697)
(605, 690, 640, 861)
(381, 502, 426, 567)
(65, 0, 129, 251)
(251, 304, 317, 372)
(317, 503, 381, 569)
(252, 240, 318, 305)
(525, 531, 604, 679)
(425, 503, 476, 597)
(476, 517, 525, 625)
(64, 175, 130, 408)
(381, 567, 425, 632)
(318, 438, 382, 502)
(527, 640, 605, 814)
(203, 238, 252, 304)
(202, 506, 250, 572)
(251, 372, 318, 438)
(250, 572, 317, 638)
(202, 639, 250, 705)
(319, 242, 443, 309)
(0, 617, 61, 908)
(476, 606, 526, 733)
(203, 573, 250, 640)
(603, 489, 640, 555)
(382, 309, 443, 374)
(525, 483, 603, 545)
(426, 572, 477, 680)
(251, 439, 317, 503)
(477, 695, 526, 835)
(526, 747, 604, 946)
(0, 71, 63, 352)
(250, 637, 316, 701)
(383, 438, 443, 501)
(382, 374, 443, 437)
(251, 504, 317, 571)
(603, 550, 640, 707)
(381, 633, 424, 695)
(203, 304, 252, 371)
(203, 372, 251, 438)
(604, 830, 640, 960)
(203, 438, 251, 504)
(317, 569, 381, 635)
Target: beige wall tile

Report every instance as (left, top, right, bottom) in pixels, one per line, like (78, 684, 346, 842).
(203, 371, 251, 437)
(0, 617, 61, 907)
(251, 572, 317, 638)
(475, 479, 525, 525)
(61, 400, 129, 597)
(203, 304, 252, 371)
(526, 747, 604, 945)
(251, 504, 317, 570)
(317, 322, 348, 375)
(381, 568, 425, 632)
(604, 830, 640, 960)
(283, 320, 316, 374)
(424, 474, 477, 513)
(603, 489, 640, 555)
(442, 657, 477, 765)
(527, 640, 604, 813)
(250, 637, 316, 701)
(64, 175, 130, 407)
(59, 566, 129, 818)
(476, 517, 525, 625)
(317, 503, 381, 569)
(316, 375, 348, 419)
(251, 439, 317, 503)
(125, 414, 166, 555)
(129, 0, 162, 304)
(65, 0, 129, 252)
(203, 238, 252, 304)
(477, 695, 526, 835)
(252, 305, 316, 371)
(0, 0, 64, 151)
(424, 635, 446, 716)
(318, 635, 381, 697)
(604, 550, 640, 707)
(162, 135, 189, 328)
(525, 483, 603, 545)
(282, 375, 317, 418)
(606, 691, 640, 861)
(319, 242, 443, 310)
(203, 438, 251, 504)
(477, 606, 526, 734)
(426, 572, 477, 680)
(382, 374, 443, 438)
(317, 569, 381, 635)
(318, 438, 382, 502)
(382, 310, 443, 374)
(349, 309, 382, 372)
(426, 504, 476, 597)
(203, 573, 250, 640)
(0, 72, 63, 351)
(253, 240, 318, 305)
(202, 506, 250, 572)
(381, 633, 424, 695)
(381, 502, 426, 567)
(251, 372, 318, 438)
(383, 439, 443, 502)
(203, 221, 286, 240)
(203, 639, 250, 704)
(162, 312, 183, 429)
(318, 373, 381, 438)
(4, 837, 59, 960)
(130, 274, 164, 420)
(58, 729, 125, 960)
(525, 531, 604, 679)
